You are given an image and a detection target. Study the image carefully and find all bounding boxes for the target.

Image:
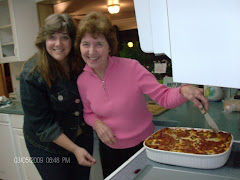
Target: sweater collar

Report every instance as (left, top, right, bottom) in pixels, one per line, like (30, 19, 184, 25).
(83, 55, 114, 74)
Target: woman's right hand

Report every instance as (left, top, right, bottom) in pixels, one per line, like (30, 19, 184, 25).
(94, 120, 116, 145)
(53, 133, 96, 166)
(73, 147, 96, 167)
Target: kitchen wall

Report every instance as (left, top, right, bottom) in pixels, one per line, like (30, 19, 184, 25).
(9, 61, 24, 102)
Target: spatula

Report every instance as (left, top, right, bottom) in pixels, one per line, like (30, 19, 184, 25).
(199, 108, 220, 133)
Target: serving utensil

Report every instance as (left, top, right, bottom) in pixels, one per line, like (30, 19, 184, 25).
(199, 108, 220, 133)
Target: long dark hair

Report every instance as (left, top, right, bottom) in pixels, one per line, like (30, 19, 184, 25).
(26, 13, 83, 87)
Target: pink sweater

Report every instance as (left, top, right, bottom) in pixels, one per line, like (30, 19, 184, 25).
(77, 56, 187, 149)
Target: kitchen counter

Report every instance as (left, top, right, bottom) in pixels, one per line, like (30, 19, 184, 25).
(105, 142, 240, 180)
(105, 101, 240, 179)
(153, 101, 240, 141)
(0, 100, 239, 140)
(105, 125, 240, 180)
(1, 100, 240, 179)
(0, 101, 23, 115)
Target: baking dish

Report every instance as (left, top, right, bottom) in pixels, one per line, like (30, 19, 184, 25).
(144, 127, 234, 169)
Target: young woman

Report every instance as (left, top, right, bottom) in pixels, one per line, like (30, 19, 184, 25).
(20, 13, 95, 180)
(75, 11, 209, 178)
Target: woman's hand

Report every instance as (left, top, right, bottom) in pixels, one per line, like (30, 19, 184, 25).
(180, 85, 209, 111)
(53, 133, 96, 166)
(73, 147, 96, 167)
(94, 120, 116, 145)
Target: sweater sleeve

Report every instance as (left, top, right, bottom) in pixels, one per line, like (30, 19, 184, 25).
(133, 60, 187, 109)
(77, 76, 98, 128)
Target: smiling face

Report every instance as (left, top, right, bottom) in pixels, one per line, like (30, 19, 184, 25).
(46, 30, 72, 63)
(80, 33, 110, 75)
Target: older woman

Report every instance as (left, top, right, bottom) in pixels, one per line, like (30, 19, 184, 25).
(20, 13, 95, 180)
(75, 11, 209, 178)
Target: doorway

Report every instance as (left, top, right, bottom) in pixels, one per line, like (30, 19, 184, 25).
(0, 63, 13, 97)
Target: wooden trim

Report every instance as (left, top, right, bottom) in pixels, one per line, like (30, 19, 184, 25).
(0, 64, 8, 97)
(37, 4, 54, 27)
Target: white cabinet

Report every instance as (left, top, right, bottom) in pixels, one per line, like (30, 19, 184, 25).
(0, 0, 39, 64)
(0, 113, 21, 180)
(11, 114, 42, 180)
(134, 0, 240, 89)
(11, 114, 104, 180)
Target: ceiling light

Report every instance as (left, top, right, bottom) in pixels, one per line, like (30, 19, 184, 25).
(127, 42, 134, 48)
(108, 4, 120, 14)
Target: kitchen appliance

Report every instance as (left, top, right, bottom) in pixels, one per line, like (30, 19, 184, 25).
(133, 165, 239, 180)
(133, 0, 240, 89)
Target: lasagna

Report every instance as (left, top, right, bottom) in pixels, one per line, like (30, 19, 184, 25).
(144, 127, 232, 155)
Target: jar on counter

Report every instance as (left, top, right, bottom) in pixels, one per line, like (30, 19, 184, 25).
(204, 86, 224, 102)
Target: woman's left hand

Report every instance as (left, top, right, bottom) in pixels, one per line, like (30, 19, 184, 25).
(180, 85, 209, 111)
(94, 120, 116, 145)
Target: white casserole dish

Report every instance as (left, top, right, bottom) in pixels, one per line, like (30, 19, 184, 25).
(144, 127, 234, 169)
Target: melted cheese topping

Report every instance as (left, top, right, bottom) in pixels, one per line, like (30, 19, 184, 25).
(145, 128, 232, 155)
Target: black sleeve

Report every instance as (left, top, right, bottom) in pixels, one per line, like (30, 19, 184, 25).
(20, 71, 63, 142)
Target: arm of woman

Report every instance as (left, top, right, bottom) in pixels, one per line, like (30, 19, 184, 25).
(180, 85, 209, 111)
(53, 133, 96, 166)
(20, 67, 94, 161)
(133, 60, 208, 109)
(77, 77, 116, 145)
(20, 69, 62, 142)
(94, 120, 116, 145)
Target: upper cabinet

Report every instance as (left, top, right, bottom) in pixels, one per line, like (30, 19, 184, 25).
(0, 0, 39, 64)
(134, 0, 240, 89)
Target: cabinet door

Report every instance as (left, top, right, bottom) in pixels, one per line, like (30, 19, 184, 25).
(0, 114, 21, 180)
(0, 0, 39, 63)
(13, 128, 42, 180)
(0, 0, 15, 62)
(134, 0, 240, 89)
